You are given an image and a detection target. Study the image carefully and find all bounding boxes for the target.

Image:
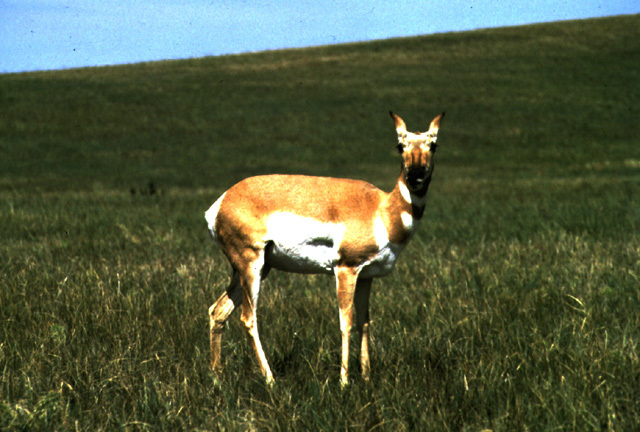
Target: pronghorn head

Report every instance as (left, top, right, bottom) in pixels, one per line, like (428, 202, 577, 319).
(390, 111, 445, 195)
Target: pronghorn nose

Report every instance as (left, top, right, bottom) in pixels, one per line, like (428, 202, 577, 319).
(406, 167, 427, 188)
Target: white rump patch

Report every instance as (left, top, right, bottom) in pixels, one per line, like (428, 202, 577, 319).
(264, 212, 346, 274)
(204, 192, 226, 239)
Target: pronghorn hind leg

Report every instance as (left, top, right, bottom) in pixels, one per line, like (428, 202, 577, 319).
(354, 278, 372, 381)
(210, 270, 242, 371)
(336, 266, 359, 387)
(238, 251, 274, 385)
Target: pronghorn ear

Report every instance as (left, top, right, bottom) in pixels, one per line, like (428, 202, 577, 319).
(428, 112, 445, 134)
(389, 111, 407, 135)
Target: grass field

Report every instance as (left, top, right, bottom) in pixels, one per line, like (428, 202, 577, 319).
(1, 14, 639, 431)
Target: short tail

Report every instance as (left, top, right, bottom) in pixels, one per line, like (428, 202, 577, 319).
(204, 192, 226, 241)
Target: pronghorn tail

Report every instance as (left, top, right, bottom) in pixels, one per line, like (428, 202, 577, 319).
(205, 192, 226, 242)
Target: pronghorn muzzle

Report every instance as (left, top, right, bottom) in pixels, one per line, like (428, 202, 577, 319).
(406, 166, 429, 190)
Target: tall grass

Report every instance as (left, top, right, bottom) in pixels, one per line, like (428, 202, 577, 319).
(1, 14, 639, 431)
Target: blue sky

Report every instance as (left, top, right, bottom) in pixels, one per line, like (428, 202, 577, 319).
(1, 0, 638, 73)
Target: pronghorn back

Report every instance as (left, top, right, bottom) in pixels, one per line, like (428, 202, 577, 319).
(206, 112, 444, 386)
(206, 174, 385, 231)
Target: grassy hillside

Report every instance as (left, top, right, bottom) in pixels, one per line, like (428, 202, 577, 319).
(1, 14, 639, 431)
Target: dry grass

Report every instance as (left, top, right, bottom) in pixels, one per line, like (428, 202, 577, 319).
(1, 14, 639, 431)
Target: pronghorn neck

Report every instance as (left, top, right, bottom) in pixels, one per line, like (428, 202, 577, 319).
(378, 172, 430, 245)
(392, 171, 429, 220)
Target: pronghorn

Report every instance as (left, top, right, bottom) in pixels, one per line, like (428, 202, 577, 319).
(205, 111, 444, 386)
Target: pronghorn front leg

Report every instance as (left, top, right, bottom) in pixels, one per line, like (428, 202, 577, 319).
(336, 266, 359, 387)
(354, 278, 372, 381)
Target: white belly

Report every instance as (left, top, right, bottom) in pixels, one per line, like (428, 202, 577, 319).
(264, 212, 345, 274)
(263, 212, 406, 278)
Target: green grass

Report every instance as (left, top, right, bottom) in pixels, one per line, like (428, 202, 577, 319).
(1, 14, 639, 431)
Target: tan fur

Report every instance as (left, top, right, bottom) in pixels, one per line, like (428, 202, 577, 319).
(206, 112, 444, 386)
(384, 177, 416, 244)
(215, 175, 388, 268)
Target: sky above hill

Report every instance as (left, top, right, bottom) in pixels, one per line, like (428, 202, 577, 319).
(1, 0, 638, 73)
